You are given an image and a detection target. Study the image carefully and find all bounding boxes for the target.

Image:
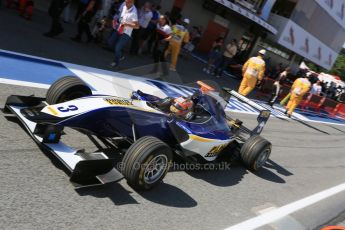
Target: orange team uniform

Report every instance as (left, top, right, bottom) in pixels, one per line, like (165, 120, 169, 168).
(238, 55, 265, 96)
(165, 24, 190, 71)
(286, 77, 311, 116)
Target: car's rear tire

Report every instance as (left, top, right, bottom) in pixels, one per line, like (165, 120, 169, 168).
(122, 136, 172, 191)
(240, 135, 272, 171)
(46, 76, 92, 104)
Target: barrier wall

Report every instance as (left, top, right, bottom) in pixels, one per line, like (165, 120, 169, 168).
(256, 77, 345, 118)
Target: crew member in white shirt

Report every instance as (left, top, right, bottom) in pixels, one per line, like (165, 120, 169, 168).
(109, 0, 139, 68)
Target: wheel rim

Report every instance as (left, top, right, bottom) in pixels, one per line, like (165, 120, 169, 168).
(143, 154, 168, 184)
(255, 148, 270, 169)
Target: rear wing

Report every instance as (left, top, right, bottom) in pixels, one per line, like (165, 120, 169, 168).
(220, 88, 271, 135)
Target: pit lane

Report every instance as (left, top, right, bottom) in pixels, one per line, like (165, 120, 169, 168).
(0, 83, 344, 230)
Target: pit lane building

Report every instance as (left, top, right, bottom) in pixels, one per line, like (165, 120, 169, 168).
(159, 0, 345, 71)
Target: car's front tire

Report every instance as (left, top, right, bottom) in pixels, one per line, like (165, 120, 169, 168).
(46, 76, 92, 104)
(240, 135, 272, 171)
(121, 136, 172, 191)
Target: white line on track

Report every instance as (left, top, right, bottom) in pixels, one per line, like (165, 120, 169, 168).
(224, 182, 345, 230)
(0, 78, 49, 89)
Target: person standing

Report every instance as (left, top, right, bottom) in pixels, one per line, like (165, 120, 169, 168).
(268, 67, 290, 106)
(213, 39, 237, 78)
(310, 80, 322, 96)
(238, 49, 266, 96)
(165, 18, 190, 71)
(152, 15, 171, 76)
(74, 0, 90, 20)
(71, 0, 101, 42)
(146, 4, 161, 54)
(203, 37, 224, 74)
(44, 0, 70, 37)
(109, 0, 139, 68)
(130, 2, 152, 55)
(285, 74, 311, 118)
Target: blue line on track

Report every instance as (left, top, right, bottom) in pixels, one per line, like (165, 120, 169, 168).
(0, 51, 76, 85)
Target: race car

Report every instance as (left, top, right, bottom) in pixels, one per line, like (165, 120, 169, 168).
(3, 76, 272, 190)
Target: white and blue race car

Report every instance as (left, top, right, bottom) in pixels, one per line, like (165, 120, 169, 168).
(4, 76, 272, 190)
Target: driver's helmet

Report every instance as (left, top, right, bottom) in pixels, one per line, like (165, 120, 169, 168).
(170, 97, 194, 117)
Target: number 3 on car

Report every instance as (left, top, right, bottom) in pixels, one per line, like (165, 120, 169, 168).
(57, 105, 78, 112)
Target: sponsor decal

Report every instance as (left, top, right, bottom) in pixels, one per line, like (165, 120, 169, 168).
(283, 27, 295, 45)
(325, 0, 334, 9)
(313, 46, 322, 60)
(260, 110, 271, 118)
(278, 20, 338, 70)
(205, 143, 228, 157)
(326, 53, 333, 66)
(104, 98, 133, 106)
(300, 37, 309, 53)
(47, 106, 58, 115)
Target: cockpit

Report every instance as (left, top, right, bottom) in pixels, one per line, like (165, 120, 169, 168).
(133, 81, 226, 124)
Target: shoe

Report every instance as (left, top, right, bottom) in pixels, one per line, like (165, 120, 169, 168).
(120, 56, 125, 61)
(287, 114, 291, 118)
(110, 62, 118, 68)
(284, 110, 288, 114)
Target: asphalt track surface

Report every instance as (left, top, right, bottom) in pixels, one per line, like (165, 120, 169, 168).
(0, 83, 345, 230)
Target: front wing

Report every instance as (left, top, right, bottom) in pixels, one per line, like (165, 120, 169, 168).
(4, 95, 123, 187)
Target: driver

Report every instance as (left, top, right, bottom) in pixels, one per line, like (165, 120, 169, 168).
(169, 97, 194, 118)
